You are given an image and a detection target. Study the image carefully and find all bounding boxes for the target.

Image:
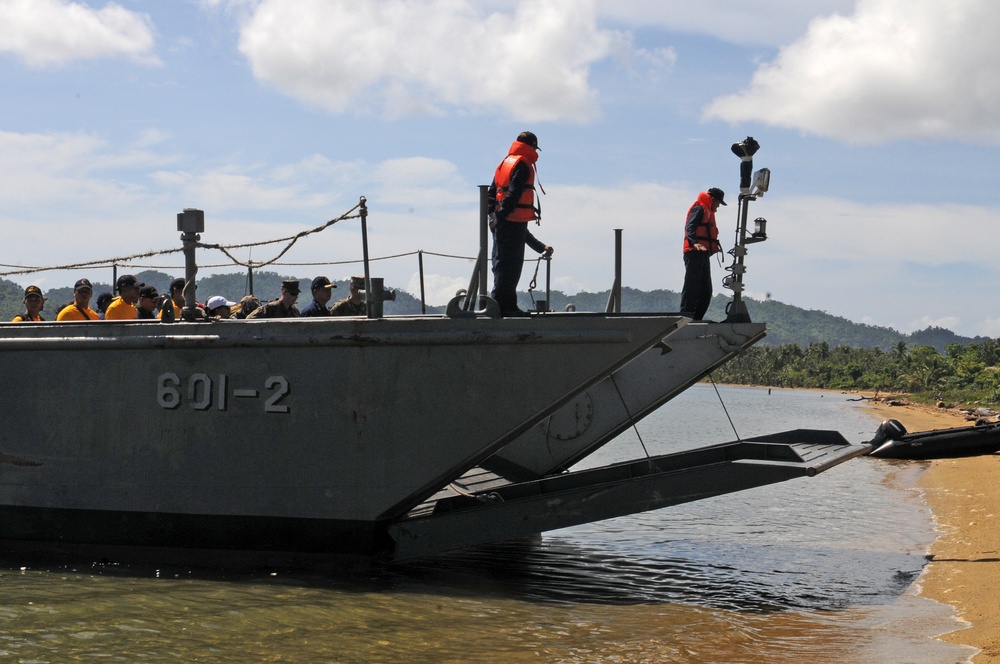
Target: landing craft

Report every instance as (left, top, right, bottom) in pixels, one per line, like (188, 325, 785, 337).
(0, 140, 870, 562)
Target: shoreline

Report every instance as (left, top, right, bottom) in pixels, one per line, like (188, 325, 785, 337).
(848, 392, 999, 662)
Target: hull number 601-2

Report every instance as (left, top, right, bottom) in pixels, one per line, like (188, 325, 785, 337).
(157, 373, 290, 413)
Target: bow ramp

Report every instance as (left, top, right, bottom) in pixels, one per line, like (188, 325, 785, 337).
(482, 321, 768, 481)
(389, 430, 869, 561)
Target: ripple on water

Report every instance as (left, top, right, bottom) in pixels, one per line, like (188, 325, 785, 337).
(0, 386, 976, 662)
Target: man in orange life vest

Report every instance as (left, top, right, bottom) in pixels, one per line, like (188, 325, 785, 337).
(680, 187, 726, 320)
(488, 131, 553, 317)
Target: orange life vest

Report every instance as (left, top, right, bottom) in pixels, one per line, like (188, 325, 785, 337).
(682, 192, 720, 254)
(493, 140, 539, 223)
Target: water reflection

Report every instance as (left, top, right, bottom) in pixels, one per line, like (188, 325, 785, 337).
(389, 533, 926, 613)
(0, 540, 965, 664)
(0, 388, 975, 662)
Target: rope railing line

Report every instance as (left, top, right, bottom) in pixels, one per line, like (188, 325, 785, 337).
(193, 206, 362, 269)
(2, 251, 479, 277)
(419, 250, 478, 260)
(121, 250, 478, 268)
(0, 247, 187, 277)
(1, 205, 367, 278)
(0, 200, 482, 280)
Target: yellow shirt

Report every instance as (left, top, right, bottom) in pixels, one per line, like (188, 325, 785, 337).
(104, 296, 138, 320)
(56, 305, 99, 321)
(158, 301, 182, 320)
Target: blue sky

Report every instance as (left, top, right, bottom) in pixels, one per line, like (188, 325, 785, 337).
(1, 0, 998, 336)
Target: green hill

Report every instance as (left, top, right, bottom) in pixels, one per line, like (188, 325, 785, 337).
(0, 274, 989, 351)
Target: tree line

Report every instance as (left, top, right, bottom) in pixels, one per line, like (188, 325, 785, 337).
(711, 340, 1000, 406)
(4, 271, 995, 406)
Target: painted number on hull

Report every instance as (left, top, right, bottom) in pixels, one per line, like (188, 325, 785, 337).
(157, 373, 290, 413)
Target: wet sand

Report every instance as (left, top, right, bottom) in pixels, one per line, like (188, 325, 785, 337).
(858, 396, 1000, 662)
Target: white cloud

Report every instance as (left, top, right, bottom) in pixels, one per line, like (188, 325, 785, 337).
(610, 43, 677, 84)
(539, 181, 695, 294)
(597, 0, 855, 47)
(406, 272, 470, 309)
(976, 318, 1000, 338)
(0, 130, 161, 206)
(511, 183, 1000, 335)
(704, 0, 1000, 144)
(374, 158, 472, 209)
(908, 314, 961, 332)
(233, 0, 613, 121)
(717, 193, 1000, 335)
(151, 168, 331, 212)
(0, 0, 158, 67)
(0, 129, 482, 292)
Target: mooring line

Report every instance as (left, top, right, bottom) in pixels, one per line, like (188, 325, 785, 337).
(708, 372, 740, 440)
(609, 373, 651, 460)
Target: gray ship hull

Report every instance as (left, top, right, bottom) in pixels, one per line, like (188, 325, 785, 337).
(0, 314, 683, 556)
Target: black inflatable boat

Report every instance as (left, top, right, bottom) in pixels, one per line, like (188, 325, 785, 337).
(868, 418, 1000, 460)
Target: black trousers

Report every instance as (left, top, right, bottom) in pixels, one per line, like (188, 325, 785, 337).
(491, 219, 528, 313)
(680, 251, 713, 320)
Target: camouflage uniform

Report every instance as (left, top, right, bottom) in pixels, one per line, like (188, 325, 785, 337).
(246, 300, 300, 319)
(330, 299, 366, 316)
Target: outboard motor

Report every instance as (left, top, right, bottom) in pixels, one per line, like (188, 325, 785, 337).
(868, 418, 907, 455)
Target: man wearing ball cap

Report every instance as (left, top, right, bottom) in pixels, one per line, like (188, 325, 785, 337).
(12, 285, 46, 322)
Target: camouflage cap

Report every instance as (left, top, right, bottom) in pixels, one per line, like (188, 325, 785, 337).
(238, 295, 260, 315)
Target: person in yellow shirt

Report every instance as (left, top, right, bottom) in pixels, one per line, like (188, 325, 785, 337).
(104, 274, 143, 320)
(158, 277, 184, 320)
(12, 285, 46, 321)
(56, 278, 100, 321)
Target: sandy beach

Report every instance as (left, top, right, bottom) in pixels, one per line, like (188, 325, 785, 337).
(858, 396, 1000, 662)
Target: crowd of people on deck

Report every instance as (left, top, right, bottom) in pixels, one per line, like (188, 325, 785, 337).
(9, 274, 369, 322)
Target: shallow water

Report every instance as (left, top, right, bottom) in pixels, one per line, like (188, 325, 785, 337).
(0, 386, 976, 663)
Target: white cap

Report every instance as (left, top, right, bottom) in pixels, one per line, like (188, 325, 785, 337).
(206, 295, 235, 310)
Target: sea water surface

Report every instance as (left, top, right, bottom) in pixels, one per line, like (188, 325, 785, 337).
(0, 386, 975, 663)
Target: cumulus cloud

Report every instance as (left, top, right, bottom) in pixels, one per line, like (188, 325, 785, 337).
(374, 157, 475, 209)
(704, 0, 1000, 144)
(151, 168, 333, 212)
(976, 318, 1000, 338)
(406, 271, 470, 309)
(908, 314, 961, 332)
(715, 193, 1000, 334)
(0, 128, 480, 289)
(0, 130, 161, 206)
(0, 0, 158, 67)
(597, 0, 855, 47)
(233, 0, 613, 121)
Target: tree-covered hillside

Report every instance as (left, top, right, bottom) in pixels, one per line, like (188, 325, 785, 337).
(712, 339, 1000, 406)
(0, 274, 990, 352)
